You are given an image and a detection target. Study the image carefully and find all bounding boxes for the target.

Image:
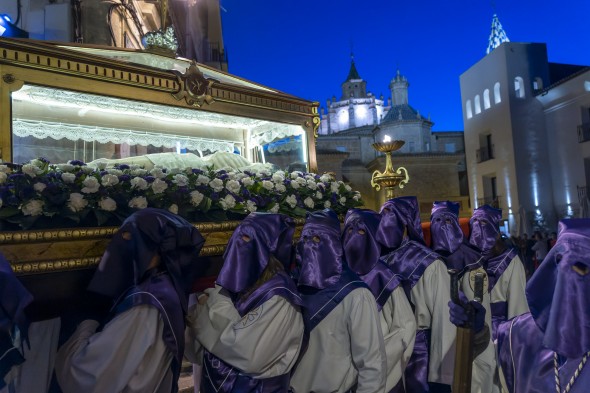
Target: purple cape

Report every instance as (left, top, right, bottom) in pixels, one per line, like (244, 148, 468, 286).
(343, 208, 402, 310)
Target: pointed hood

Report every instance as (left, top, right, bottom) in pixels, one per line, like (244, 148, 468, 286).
(88, 208, 205, 313)
(430, 201, 464, 255)
(377, 196, 425, 251)
(217, 212, 295, 296)
(342, 208, 382, 275)
(526, 219, 590, 358)
(296, 209, 344, 290)
(469, 205, 502, 255)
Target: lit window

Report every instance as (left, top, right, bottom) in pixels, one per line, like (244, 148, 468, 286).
(483, 89, 490, 109)
(475, 95, 481, 114)
(533, 77, 543, 91)
(514, 76, 525, 98)
(494, 82, 501, 104)
(466, 100, 473, 119)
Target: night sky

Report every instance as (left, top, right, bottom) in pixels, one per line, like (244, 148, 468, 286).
(221, 0, 590, 131)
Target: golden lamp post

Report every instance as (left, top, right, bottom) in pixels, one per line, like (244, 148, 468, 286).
(370, 136, 410, 199)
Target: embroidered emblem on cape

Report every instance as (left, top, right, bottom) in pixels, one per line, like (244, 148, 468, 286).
(469, 267, 489, 293)
(235, 305, 263, 329)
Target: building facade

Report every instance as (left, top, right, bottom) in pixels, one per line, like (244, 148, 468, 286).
(318, 59, 469, 218)
(460, 14, 590, 235)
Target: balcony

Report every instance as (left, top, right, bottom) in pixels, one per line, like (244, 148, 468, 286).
(477, 196, 501, 209)
(577, 123, 590, 143)
(476, 145, 494, 163)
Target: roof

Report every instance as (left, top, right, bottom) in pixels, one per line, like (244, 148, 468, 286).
(536, 63, 590, 95)
(381, 104, 429, 123)
(486, 14, 510, 55)
(344, 58, 361, 82)
(319, 124, 374, 137)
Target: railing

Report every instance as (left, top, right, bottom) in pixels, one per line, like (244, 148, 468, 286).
(577, 123, 590, 143)
(578, 186, 589, 218)
(477, 196, 501, 209)
(476, 145, 494, 163)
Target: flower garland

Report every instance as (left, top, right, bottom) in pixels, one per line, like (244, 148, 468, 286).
(0, 158, 363, 230)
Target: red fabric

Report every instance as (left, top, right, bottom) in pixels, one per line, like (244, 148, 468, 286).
(192, 276, 216, 293)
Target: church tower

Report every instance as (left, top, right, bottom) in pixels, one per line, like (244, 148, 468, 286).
(389, 69, 409, 105)
(341, 54, 367, 99)
(486, 13, 510, 54)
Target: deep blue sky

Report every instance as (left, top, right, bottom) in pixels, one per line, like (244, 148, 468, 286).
(221, 0, 590, 131)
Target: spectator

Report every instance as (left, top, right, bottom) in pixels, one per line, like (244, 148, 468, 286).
(531, 231, 548, 270)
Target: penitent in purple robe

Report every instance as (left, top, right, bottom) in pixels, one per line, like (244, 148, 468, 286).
(496, 219, 590, 393)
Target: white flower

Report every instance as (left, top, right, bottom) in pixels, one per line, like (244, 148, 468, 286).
(196, 175, 210, 185)
(290, 172, 303, 180)
(339, 197, 346, 205)
(275, 183, 286, 193)
(306, 180, 317, 190)
(295, 177, 307, 187)
(315, 191, 323, 200)
(81, 166, 95, 174)
(61, 173, 76, 184)
(241, 177, 254, 187)
(269, 204, 280, 213)
(30, 159, 44, 167)
(0, 172, 7, 184)
(168, 168, 181, 175)
(262, 180, 274, 190)
(330, 182, 340, 193)
(220, 194, 236, 210)
(0, 165, 10, 173)
(256, 170, 269, 178)
(81, 177, 100, 194)
(99, 197, 117, 212)
(67, 193, 88, 212)
(246, 200, 257, 212)
(22, 164, 42, 177)
(286, 195, 297, 208)
(304, 197, 314, 209)
(151, 178, 168, 194)
(57, 163, 75, 172)
(96, 162, 108, 170)
(128, 164, 140, 170)
(128, 196, 148, 209)
(324, 200, 332, 208)
(320, 174, 332, 183)
(172, 174, 189, 187)
(290, 181, 300, 190)
(130, 177, 149, 190)
(225, 179, 241, 194)
(345, 184, 352, 192)
(21, 199, 44, 216)
(33, 182, 46, 192)
(272, 172, 285, 183)
(101, 174, 119, 187)
(209, 178, 224, 193)
(150, 168, 166, 179)
(353, 193, 361, 201)
(190, 190, 204, 206)
(168, 204, 179, 214)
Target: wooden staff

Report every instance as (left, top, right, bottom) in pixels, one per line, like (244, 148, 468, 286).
(449, 269, 485, 393)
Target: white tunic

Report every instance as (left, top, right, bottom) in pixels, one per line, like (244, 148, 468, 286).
(55, 305, 174, 393)
(185, 286, 304, 379)
(410, 259, 456, 386)
(489, 254, 529, 321)
(1, 318, 61, 393)
(290, 287, 387, 393)
(380, 286, 416, 391)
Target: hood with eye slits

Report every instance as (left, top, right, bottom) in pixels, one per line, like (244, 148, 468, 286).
(296, 209, 344, 290)
(377, 196, 425, 251)
(342, 208, 382, 275)
(526, 219, 590, 358)
(468, 205, 501, 255)
(430, 201, 464, 255)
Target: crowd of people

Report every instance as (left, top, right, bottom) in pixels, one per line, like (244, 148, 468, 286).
(1, 198, 588, 393)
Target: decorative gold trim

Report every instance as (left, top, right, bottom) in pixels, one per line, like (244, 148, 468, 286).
(10, 256, 102, 275)
(2, 73, 15, 84)
(0, 227, 118, 244)
(312, 115, 321, 138)
(172, 62, 216, 107)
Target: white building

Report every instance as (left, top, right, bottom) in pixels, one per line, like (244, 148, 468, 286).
(460, 13, 590, 234)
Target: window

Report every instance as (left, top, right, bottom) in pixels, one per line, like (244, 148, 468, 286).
(466, 99, 473, 119)
(494, 82, 501, 104)
(409, 141, 415, 152)
(336, 146, 347, 152)
(445, 143, 456, 153)
(483, 89, 491, 109)
(533, 77, 543, 91)
(475, 95, 481, 114)
(514, 77, 525, 98)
